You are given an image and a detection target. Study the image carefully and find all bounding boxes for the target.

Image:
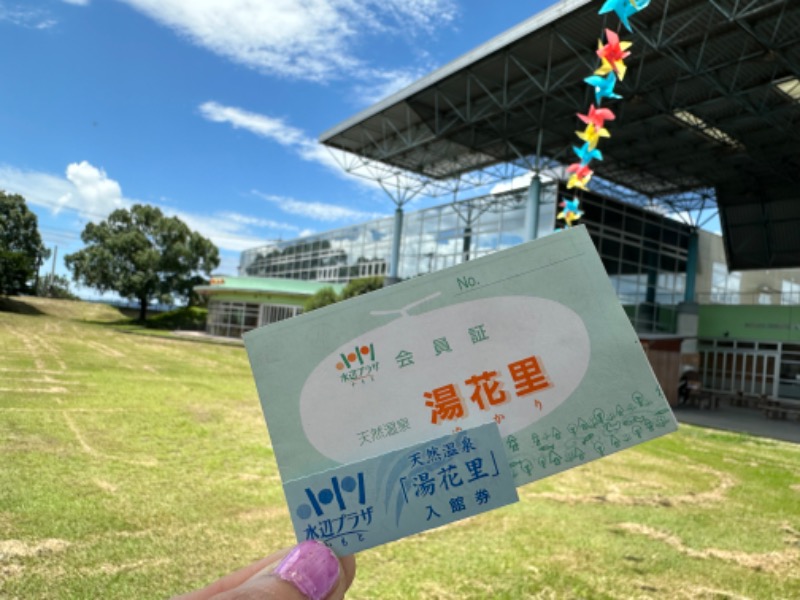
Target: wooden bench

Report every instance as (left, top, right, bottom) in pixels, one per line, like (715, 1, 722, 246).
(730, 392, 767, 409)
(759, 399, 800, 420)
(729, 392, 750, 408)
(686, 389, 719, 410)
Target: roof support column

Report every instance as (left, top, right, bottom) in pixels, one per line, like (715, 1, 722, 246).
(386, 206, 404, 285)
(678, 229, 700, 346)
(684, 229, 699, 303)
(525, 174, 542, 242)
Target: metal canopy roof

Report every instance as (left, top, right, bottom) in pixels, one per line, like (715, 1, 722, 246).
(320, 0, 800, 270)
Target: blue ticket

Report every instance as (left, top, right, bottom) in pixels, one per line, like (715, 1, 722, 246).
(283, 422, 518, 555)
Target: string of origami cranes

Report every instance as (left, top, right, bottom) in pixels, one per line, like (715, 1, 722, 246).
(557, 0, 652, 229)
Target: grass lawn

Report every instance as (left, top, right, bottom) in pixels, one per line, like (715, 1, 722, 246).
(1, 297, 799, 599)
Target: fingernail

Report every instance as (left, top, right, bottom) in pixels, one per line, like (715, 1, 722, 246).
(273, 540, 340, 600)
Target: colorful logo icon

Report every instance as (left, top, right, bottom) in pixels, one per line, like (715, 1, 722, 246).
(336, 343, 375, 371)
(296, 473, 366, 519)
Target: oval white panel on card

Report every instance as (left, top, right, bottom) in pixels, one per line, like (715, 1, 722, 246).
(299, 296, 590, 464)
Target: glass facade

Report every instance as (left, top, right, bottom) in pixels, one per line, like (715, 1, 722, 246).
(693, 338, 800, 400)
(578, 188, 689, 333)
(239, 188, 550, 283)
(207, 300, 302, 338)
(239, 185, 691, 334)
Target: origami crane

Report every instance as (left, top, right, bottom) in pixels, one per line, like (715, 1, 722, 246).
(585, 72, 623, 104)
(573, 142, 603, 165)
(575, 122, 611, 150)
(598, 0, 651, 31)
(578, 104, 616, 130)
(596, 29, 632, 80)
(557, 197, 584, 227)
(566, 163, 594, 190)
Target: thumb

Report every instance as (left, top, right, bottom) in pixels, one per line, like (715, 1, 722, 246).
(213, 541, 355, 600)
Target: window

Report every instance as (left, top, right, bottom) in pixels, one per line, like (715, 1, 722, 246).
(207, 301, 301, 338)
(317, 266, 340, 282)
(711, 262, 741, 304)
(782, 280, 800, 305)
(207, 301, 260, 338)
(262, 304, 302, 325)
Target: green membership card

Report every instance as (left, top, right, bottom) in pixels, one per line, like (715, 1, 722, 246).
(244, 225, 677, 555)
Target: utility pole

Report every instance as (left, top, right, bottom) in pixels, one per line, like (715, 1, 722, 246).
(34, 251, 44, 293)
(49, 245, 58, 296)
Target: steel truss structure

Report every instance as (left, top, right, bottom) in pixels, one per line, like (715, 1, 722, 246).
(321, 0, 800, 269)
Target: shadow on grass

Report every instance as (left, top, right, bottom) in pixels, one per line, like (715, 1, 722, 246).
(0, 297, 46, 316)
(84, 317, 139, 326)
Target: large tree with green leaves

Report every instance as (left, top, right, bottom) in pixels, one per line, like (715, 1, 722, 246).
(0, 191, 50, 296)
(65, 204, 220, 320)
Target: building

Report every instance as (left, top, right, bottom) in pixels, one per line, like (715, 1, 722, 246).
(241, 183, 692, 333)
(204, 182, 800, 405)
(200, 0, 800, 407)
(195, 276, 344, 339)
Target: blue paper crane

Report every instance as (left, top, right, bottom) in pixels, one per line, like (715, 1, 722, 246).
(599, 0, 651, 32)
(573, 142, 604, 166)
(584, 72, 623, 105)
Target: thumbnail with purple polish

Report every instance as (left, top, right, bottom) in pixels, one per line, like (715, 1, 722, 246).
(274, 541, 339, 600)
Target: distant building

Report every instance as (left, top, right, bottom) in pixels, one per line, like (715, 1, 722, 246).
(194, 276, 344, 339)
(240, 184, 691, 332)
(202, 184, 800, 404)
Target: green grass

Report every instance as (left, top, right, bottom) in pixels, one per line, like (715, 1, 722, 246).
(2, 297, 799, 599)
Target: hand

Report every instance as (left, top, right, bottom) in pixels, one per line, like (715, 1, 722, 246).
(174, 540, 356, 600)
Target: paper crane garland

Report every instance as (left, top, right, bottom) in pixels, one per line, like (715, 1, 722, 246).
(598, 0, 651, 32)
(558, 0, 652, 209)
(578, 104, 616, 130)
(595, 29, 632, 80)
(584, 72, 623, 104)
(573, 142, 603, 165)
(557, 198, 584, 228)
(575, 123, 610, 150)
(566, 163, 594, 190)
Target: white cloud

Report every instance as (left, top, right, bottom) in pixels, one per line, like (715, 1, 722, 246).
(198, 101, 437, 198)
(0, 5, 56, 29)
(216, 211, 301, 233)
(168, 209, 274, 253)
(198, 100, 423, 197)
(57, 161, 127, 217)
(62, 0, 90, 6)
(0, 162, 127, 221)
(254, 191, 387, 223)
(198, 102, 307, 147)
(0, 165, 71, 210)
(117, 0, 456, 83)
(0, 161, 286, 254)
(352, 67, 427, 106)
(199, 101, 346, 175)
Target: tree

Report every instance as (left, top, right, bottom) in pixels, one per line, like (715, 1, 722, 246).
(65, 204, 220, 321)
(0, 191, 50, 296)
(303, 277, 385, 313)
(35, 274, 78, 300)
(303, 286, 339, 313)
(341, 276, 384, 300)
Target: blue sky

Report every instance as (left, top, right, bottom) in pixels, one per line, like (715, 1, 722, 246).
(0, 0, 559, 292)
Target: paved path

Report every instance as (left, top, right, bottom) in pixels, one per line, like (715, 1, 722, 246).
(674, 403, 800, 444)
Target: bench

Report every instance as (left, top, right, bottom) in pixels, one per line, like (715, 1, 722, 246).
(686, 389, 719, 410)
(728, 391, 772, 409)
(759, 399, 800, 420)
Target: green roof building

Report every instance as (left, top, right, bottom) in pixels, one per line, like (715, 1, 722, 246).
(195, 276, 344, 339)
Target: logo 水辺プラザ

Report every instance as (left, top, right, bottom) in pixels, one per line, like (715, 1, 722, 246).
(336, 343, 378, 385)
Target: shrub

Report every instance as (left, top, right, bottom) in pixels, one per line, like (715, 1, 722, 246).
(145, 306, 207, 330)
